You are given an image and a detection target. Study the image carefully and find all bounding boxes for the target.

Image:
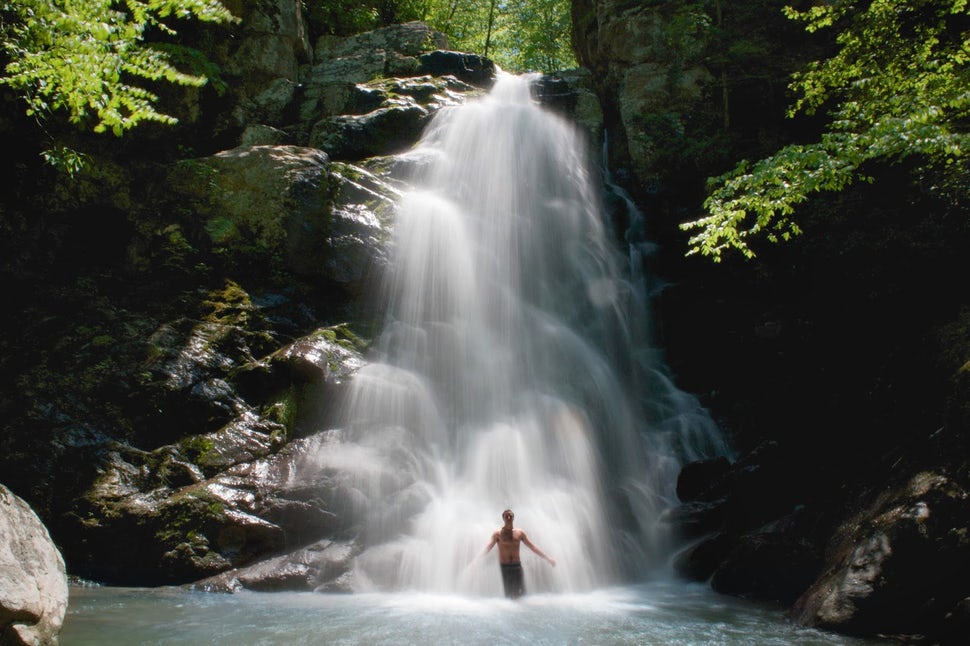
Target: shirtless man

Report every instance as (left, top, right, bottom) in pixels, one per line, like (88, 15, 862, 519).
(482, 509, 556, 599)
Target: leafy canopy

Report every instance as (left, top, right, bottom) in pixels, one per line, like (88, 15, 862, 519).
(325, 0, 576, 72)
(307, 0, 576, 72)
(680, 0, 970, 260)
(0, 0, 237, 138)
(493, 0, 575, 72)
(429, 0, 574, 72)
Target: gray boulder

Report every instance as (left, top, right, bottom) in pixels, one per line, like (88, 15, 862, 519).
(790, 471, 970, 642)
(191, 539, 357, 593)
(0, 484, 68, 646)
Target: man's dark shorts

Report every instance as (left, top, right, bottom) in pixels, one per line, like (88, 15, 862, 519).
(500, 562, 525, 599)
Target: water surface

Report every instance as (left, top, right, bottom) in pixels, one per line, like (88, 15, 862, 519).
(62, 580, 888, 645)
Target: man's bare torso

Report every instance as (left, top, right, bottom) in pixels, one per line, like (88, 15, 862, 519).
(493, 526, 525, 563)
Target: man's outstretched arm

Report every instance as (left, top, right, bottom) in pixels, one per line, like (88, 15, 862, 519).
(521, 532, 556, 566)
(480, 531, 498, 557)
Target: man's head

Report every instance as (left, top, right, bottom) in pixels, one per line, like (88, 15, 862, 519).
(502, 509, 514, 523)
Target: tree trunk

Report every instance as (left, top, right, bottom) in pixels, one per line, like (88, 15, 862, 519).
(484, 0, 498, 58)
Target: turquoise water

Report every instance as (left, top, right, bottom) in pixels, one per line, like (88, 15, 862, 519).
(61, 580, 888, 645)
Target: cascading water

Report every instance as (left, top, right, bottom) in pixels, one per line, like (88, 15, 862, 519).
(311, 73, 729, 597)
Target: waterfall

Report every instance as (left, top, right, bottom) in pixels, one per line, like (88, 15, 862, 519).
(312, 73, 729, 596)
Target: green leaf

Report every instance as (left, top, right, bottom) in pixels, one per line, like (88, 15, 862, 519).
(0, 0, 238, 162)
(689, 0, 970, 260)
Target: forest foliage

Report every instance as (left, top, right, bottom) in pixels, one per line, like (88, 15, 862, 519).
(681, 0, 970, 260)
(0, 0, 237, 171)
(308, 0, 575, 72)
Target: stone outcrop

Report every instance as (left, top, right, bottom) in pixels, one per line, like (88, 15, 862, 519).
(63, 322, 367, 586)
(571, 0, 714, 188)
(0, 485, 68, 646)
(306, 74, 477, 160)
(668, 444, 824, 605)
(295, 22, 494, 157)
(191, 538, 357, 593)
(162, 19, 499, 298)
(670, 433, 970, 643)
(790, 472, 970, 643)
(166, 145, 396, 295)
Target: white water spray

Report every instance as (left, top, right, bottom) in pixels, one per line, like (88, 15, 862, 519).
(314, 73, 728, 596)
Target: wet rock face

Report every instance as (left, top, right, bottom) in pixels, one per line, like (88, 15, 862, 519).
(191, 538, 357, 593)
(166, 142, 404, 296)
(66, 437, 287, 585)
(668, 444, 825, 605)
(65, 426, 372, 587)
(790, 472, 970, 642)
(296, 21, 492, 151)
(670, 447, 970, 642)
(0, 485, 68, 646)
(65, 323, 368, 586)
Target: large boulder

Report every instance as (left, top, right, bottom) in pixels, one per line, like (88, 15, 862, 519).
(667, 442, 825, 602)
(314, 21, 449, 62)
(790, 472, 970, 642)
(296, 22, 491, 147)
(308, 76, 476, 160)
(168, 146, 333, 274)
(191, 538, 357, 593)
(167, 145, 395, 293)
(0, 484, 68, 646)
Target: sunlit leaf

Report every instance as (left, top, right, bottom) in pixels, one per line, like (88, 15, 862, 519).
(685, 0, 970, 260)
